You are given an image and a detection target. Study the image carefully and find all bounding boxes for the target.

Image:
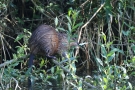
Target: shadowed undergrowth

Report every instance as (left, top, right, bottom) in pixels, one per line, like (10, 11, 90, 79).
(0, 0, 135, 89)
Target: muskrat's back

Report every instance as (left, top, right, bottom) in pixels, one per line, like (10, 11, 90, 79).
(29, 25, 59, 57)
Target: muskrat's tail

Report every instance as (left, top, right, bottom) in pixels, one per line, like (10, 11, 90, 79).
(28, 53, 35, 90)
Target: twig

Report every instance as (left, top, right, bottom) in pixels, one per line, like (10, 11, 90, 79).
(11, 77, 21, 90)
(80, 0, 90, 8)
(0, 68, 4, 89)
(31, 0, 52, 19)
(75, 3, 105, 57)
(82, 3, 105, 29)
(78, 3, 105, 42)
(0, 55, 29, 68)
(120, 17, 135, 24)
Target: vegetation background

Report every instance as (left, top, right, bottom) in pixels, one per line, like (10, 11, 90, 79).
(0, 0, 135, 90)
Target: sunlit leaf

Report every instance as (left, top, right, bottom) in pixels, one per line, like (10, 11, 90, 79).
(106, 41, 113, 49)
(103, 77, 108, 83)
(55, 17, 58, 26)
(78, 79, 83, 90)
(40, 73, 44, 79)
(68, 8, 73, 16)
(15, 33, 23, 42)
(101, 32, 106, 44)
(108, 53, 115, 62)
(72, 22, 83, 30)
(128, 82, 132, 90)
(131, 56, 135, 63)
(79, 42, 88, 46)
(120, 66, 127, 74)
(96, 57, 103, 66)
(66, 15, 72, 25)
(72, 10, 79, 21)
(40, 59, 45, 68)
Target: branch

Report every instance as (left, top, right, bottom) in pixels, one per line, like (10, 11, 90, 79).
(0, 55, 29, 68)
(78, 3, 105, 43)
(52, 59, 96, 88)
(75, 3, 105, 57)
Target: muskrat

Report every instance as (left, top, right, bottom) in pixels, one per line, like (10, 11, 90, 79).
(28, 24, 77, 59)
(28, 24, 78, 89)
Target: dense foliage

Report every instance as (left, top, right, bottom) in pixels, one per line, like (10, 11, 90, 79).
(0, 0, 135, 89)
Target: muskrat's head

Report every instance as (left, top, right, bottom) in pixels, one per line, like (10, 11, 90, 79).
(58, 33, 78, 49)
(58, 33, 78, 58)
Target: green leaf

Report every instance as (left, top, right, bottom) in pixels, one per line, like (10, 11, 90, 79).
(66, 15, 72, 25)
(103, 77, 108, 83)
(40, 73, 44, 79)
(55, 17, 58, 26)
(106, 41, 113, 49)
(51, 67, 54, 74)
(128, 6, 135, 11)
(111, 48, 124, 54)
(120, 66, 127, 74)
(72, 22, 83, 30)
(70, 63, 76, 74)
(68, 8, 72, 16)
(40, 59, 45, 68)
(131, 45, 135, 53)
(128, 82, 132, 90)
(101, 44, 107, 58)
(122, 30, 130, 36)
(96, 57, 103, 66)
(68, 22, 72, 32)
(72, 10, 79, 21)
(131, 56, 135, 63)
(15, 33, 23, 42)
(107, 48, 124, 62)
(107, 50, 115, 57)
(78, 79, 83, 90)
(57, 27, 66, 32)
(108, 53, 115, 62)
(101, 32, 106, 43)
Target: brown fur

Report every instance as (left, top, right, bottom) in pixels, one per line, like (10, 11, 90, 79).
(29, 24, 77, 58)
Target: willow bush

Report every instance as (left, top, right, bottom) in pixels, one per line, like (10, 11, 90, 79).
(0, 0, 135, 89)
